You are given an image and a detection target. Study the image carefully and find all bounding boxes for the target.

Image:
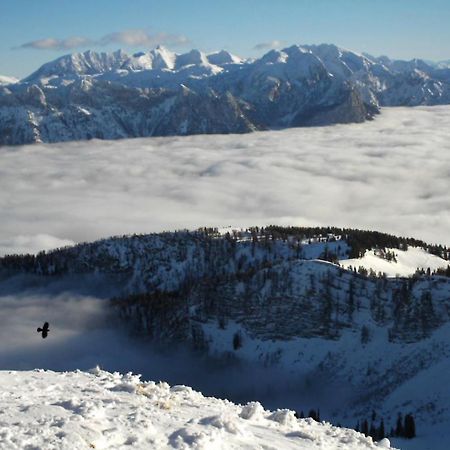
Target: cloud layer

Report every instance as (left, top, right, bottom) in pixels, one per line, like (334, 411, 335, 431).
(0, 106, 449, 256)
(18, 37, 93, 51)
(17, 29, 189, 51)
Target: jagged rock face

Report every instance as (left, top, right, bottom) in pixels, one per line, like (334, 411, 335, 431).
(2, 44, 450, 145)
(0, 83, 256, 145)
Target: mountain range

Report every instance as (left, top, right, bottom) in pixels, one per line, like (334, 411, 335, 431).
(1, 44, 450, 145)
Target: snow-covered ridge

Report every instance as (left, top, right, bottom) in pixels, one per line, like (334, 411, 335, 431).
(23, 46, 244, 83)
(0, 368, 395, 449)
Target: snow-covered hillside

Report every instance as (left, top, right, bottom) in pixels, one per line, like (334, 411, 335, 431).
(0, 368, 394, 449)
(340, 247, 448, 277)
(1, 227, 449, 448)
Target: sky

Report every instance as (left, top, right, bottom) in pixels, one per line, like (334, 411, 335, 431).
(0, 0, 450, 78)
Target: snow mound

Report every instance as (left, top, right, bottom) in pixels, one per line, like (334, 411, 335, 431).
(340, 246, 448, 277)
(0, 369, 397, 449)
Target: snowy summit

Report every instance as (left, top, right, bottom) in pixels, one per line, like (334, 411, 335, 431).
(0, 368, 395, 450)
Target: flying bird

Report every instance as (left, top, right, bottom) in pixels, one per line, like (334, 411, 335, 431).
(37, 322, 49, 339)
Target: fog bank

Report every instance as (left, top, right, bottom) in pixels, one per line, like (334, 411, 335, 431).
(0, 106, 449, 254)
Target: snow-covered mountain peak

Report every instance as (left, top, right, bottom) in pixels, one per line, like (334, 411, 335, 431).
(256, 46, 328, 80)
(121, 52, 154, 71)
(283, 44, 312, 54)
(259, 49, 289, 64)
(175, 49, 211, 68)
(303, 43, 344, 61)
(282, 45, 322, 62)
(120, 47, 235, 74)
(302, 43, 375, 78)
(120, 46, 177, 71)
(149, 45, 177, 70)
(23, 49, 129, 82)
(260, 45, 325, 69)
(207, 49, 243, 66)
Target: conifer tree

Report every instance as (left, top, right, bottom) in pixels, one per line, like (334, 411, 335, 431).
(232, 332, 242, 350)
(369, 422, 377, 439)
(404, 414, 416, 439)
(396, 413, 404, 437)
(361, 419, 369, 436)
(378, 419, 385, 440)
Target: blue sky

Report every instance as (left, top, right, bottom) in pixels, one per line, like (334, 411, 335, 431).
(1, 0, 450, 78)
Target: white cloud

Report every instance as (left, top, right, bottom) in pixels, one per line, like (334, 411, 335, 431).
(99, 29, 190, 47)
(16, 29, 190, 51)
(0, 234, 75, 255)
(0, 106, 449, 257)
(253, 40, 284, 51)
(18, 37, 94, 50)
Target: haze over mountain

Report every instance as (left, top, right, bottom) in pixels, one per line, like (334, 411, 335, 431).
(1, 43, 450, 145)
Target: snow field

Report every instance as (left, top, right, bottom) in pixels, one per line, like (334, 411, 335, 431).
(340, 247, 448, 277)
(0, 369, 396, 449)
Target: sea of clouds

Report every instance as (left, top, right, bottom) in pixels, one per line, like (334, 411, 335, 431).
(0, 106, 449, 255)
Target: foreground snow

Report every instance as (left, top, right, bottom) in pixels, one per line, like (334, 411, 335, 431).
(0, 369, 394, 450)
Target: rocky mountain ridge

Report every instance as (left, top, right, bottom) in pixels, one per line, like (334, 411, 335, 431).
(1, 44, 450, 145)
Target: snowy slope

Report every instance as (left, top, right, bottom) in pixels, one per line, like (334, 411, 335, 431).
(340, 247, 449, 277)
(0, 368, 395, 450)
(0, 75, 18, 85)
